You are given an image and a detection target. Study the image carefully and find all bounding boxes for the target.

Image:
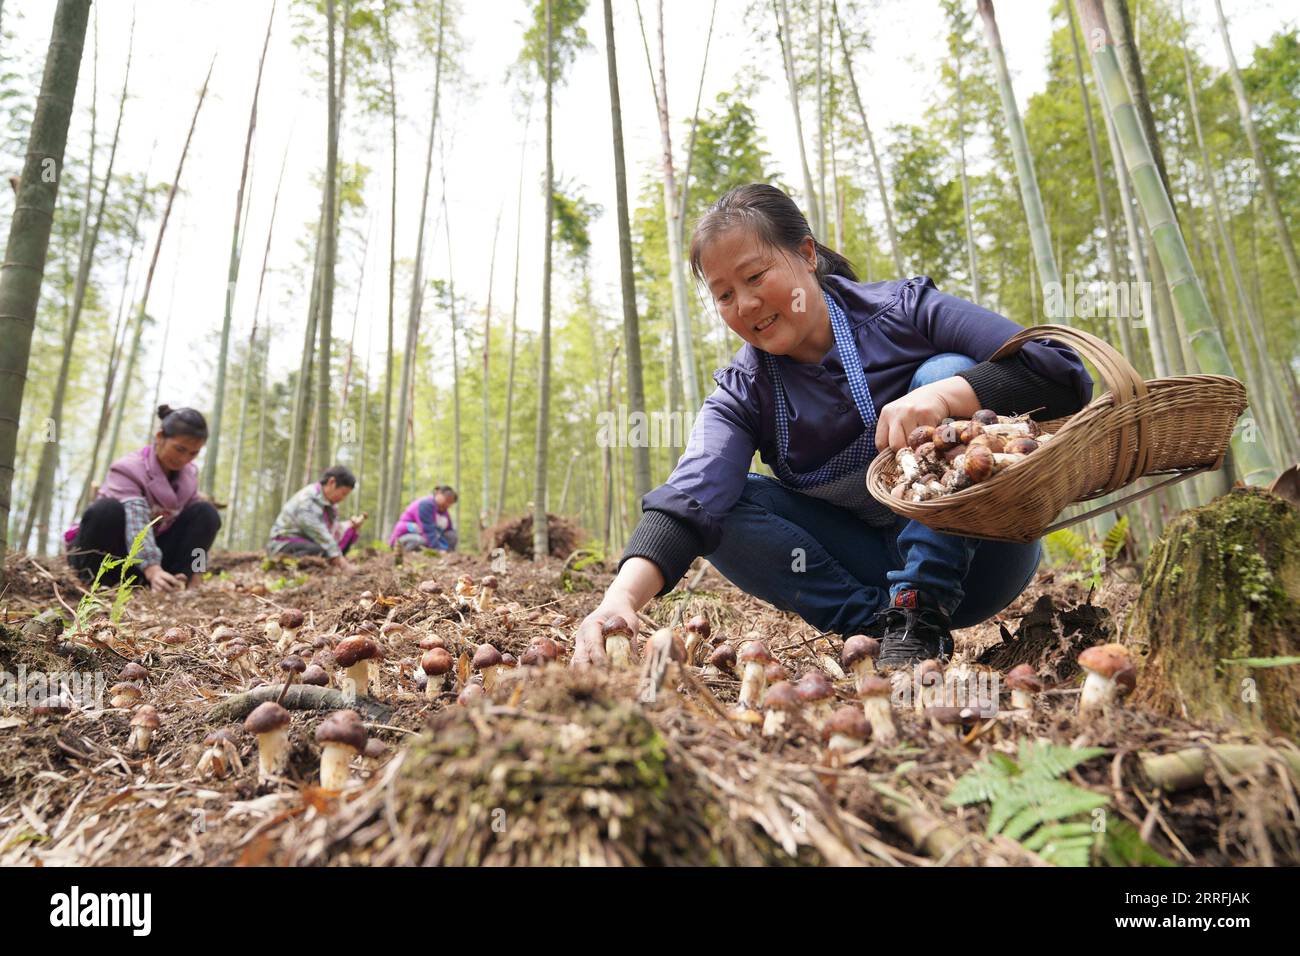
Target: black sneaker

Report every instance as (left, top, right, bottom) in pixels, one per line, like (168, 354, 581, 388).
(875, 591, 955, 668)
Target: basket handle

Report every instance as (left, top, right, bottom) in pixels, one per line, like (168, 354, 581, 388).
(988, 324, 1151, 492)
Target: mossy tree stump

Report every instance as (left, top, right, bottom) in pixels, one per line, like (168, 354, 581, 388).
(1129, 489, 1300, 740)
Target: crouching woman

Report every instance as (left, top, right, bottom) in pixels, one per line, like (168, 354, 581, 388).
(388, 485, 458, 552)
(266, 465, 365, 572)
(572, 184, 1093, 669)
(65, 405, 221, 592)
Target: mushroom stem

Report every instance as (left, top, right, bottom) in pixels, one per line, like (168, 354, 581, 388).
(275, 675, 297, 707)
(127, 725, 153, 753)
(256, 728, 290, 782)
(480, 665, 499, 694)
(424, 672, 444, 700)
(319, 742, 357, 790)
(1011, 687, 1034, 711)
(738, 662, 766, 710)
(1079, 671, 1116, 714)
(862, 695, 896, 745)
(761, 709, 787, 738)
(343, 661, 370, 698)
(605, 633, 632, 668)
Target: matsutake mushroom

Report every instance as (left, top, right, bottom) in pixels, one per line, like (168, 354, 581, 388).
(821, 706, 871, 759)
(601, 616, 635, 668)
(795, 671, 836, 727)
(737, 639, 773, 710)
(473, 644, 504, 692)
(197, 729, 242, 780)
(1005, 664, 1044, 712)
(454, 575, 477, 608)
(316, 709, 367, 790)
(858, 676, 896, 745)
(109, 681, 143, 709)
(683, 615, 711, 665)
(244, 701, 292, 782)
(128, 704, 160, 753)
(272, 608, 305, 653)
(475, 575, 499, 613)
(762, 681, 802, 737)
(333, 636, 381, 698)
(841, 635, 881, 691)
(421, 647, 453, 699)
(1077, 644, 1135, 716)
(704, 643, 736, 679)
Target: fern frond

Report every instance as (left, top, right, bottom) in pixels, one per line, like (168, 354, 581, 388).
(1103, 515, 1129, 561)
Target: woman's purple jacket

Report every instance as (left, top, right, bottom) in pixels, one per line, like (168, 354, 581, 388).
(622, 275, 1094, 593)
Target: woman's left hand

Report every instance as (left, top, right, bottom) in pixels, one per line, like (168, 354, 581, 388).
(875, 377, 979, 451)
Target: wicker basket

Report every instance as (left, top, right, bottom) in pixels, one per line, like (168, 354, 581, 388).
(865, 325, 1248, 542)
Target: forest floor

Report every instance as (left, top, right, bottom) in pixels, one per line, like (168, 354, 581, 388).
(0, 537, 1296, 867)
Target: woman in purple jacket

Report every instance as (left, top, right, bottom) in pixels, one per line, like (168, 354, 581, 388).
(66, 405, 221, 592)
(573, 185, 1092, 669)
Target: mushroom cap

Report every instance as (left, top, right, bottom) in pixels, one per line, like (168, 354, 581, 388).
(316, 709, 366, 750)
(926, 705, 980, 728)
(244, 700, 291, 735)
(333, 636, 380, 668)
(130, 704, 160, 729)
(822, 706, 870, 743)
(500, 652, 518, 667)
(280, 655, 306, 675)
(120, 662, 149, 682)
(917, 658, 945, 679)
(312, 649, 336, 669)
(417, 580, 442, 594)
(707, 644, 736, 669)
(212, 625, 241, 643)
(764, 681, 802, 712)
(858, 675, 893, 699)
(530, 637, 561, 662)
(32, 695, 72, 715)
(841, 635, 881, 668)
(1114, 664, 1138, 696)
(110, 681, 143, 701)
(278, 608, 305, 629)
(520, 647, 542, 667)
(161, 626, 189, 645)
(685, 615, 711, 639)
(421, 647, 453, 675)
(1005, 664, 1044, 692)
(363, 738, 388, 760)
(600, 615, 633, 639)
(380, 621, 409, 638)
(357, 621, 379, 634)
(472, 644, 503, 669)
(739, 640, 773, 665)
(418, 635, 446, 651)
(204, 728, 236, 746)
(1077, 643, 1133, 678)
(312, 635, 333, 649)
(765, 659, 789, 683)
(360, 590, 374, 601)
(223, 642, 249, 660)
(301, 664, 330, 686)
(479, 574, 498, 589)
(795, 670, 835, 702)
(457, 683, 485, 706)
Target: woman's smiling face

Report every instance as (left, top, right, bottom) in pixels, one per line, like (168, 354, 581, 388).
(700, 227, 829, 362)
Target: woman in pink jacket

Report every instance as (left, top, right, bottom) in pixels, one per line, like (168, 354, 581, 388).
(65, 405, 221, 592)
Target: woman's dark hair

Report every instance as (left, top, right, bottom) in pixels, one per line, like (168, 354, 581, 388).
(321, 464, 357, 488)
(156, 404, 209, 440)
(688, 183, 857, 284)
(435, 485, 457, 499)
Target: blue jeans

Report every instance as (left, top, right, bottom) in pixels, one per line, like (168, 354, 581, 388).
(707, 353, 1041, 633)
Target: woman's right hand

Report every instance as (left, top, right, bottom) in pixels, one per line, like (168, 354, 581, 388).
(571, 596, 641, 666)
(143, 564, 185, 593)
(570, 557, 664, 666)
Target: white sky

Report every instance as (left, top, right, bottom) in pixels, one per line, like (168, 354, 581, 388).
(4, 0, 1295, 410)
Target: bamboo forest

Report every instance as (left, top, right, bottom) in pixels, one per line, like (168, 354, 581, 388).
(0, 0, 1298, 888)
